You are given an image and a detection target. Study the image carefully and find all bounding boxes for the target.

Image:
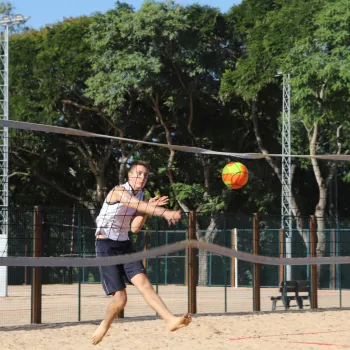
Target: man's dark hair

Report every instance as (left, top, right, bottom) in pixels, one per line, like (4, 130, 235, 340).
(128, 160, 150, 172)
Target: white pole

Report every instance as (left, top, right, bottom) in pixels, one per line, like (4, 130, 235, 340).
(234, 228, 238, 289)
(0, 14, 30, 297)
(0, 24, 9, 297)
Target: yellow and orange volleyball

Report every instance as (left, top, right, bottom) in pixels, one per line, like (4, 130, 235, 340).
(222, 162, 248, 189)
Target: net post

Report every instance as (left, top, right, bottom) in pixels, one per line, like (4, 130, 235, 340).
(310, 215, 318, 309)
(32, 206, 43, 324)
(331, 229, 336, 290)
(188, 210, 197, 314)
(279, 228, 285, 284)
(143, 230, 147, 269)
(185, 248, 188, 286)
(224, 216, 228, 311)
(24, 224, 30, 285)
(231, 229, 237, 288)
(77, 211, 82, 322)
(253, 213, 260, 311)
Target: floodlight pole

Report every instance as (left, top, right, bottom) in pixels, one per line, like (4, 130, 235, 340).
(280, 73, 293, 281)
(0, 14, 30, 297)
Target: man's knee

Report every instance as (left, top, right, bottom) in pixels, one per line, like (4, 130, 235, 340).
(131, 273, 152, 291)
(112, 289, 127, 308)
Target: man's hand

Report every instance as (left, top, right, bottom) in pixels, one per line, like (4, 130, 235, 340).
(149, 195, 169, 207)
(163, 209, 181, 226)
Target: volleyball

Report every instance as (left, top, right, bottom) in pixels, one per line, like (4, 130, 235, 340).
(222, 162, 249, 189)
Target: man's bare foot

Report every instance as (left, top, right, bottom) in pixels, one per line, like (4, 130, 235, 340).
(91, 320, 109, 345)
(168, 313, 192, 332)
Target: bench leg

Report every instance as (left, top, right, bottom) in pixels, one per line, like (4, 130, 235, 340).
(296, 297, 303, 309)
(282, 297, 289, 310)
(272, 299, 277, 311)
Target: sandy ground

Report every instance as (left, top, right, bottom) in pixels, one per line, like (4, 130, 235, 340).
(1, 285, 350, 349)
(2, 284, 350, 327)
(1, 309, 350, 350)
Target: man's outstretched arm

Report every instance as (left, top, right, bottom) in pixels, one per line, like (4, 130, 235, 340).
(130, 195, 169, 233)
(107, 187, 181, 225)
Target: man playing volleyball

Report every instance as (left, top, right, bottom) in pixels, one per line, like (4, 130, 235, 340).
(92, 160, 192, 345)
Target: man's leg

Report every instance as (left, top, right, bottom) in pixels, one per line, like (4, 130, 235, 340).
(131, 273, 192, 331)
(91, 289, 127, 345)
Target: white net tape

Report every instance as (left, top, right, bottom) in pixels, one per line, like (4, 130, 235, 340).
(1, 120, 350, 161)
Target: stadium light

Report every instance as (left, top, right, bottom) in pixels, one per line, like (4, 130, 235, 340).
(0, 14, 30, 26)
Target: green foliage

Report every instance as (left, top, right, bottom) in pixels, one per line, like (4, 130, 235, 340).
(221, 0, 325, 101)
(221, 0, 350, 218)
(284, 0, 350, 124)
(86, 1, 226, 115)
(171, 182, 225, 212)
(171, 183, 207, 209)
(9, 17, 108, 207)
(7, 0, 350, 218)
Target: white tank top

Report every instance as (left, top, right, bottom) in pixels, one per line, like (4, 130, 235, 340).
(95, 182, 144, 241)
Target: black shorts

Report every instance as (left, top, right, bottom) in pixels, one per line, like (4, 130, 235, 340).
(95, 238, 146, 295)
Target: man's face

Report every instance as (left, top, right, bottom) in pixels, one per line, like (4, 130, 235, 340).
(128, 165, 149, 191)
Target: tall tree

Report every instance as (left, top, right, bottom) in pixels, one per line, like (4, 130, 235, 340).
(9, 16, 150, 211)
(87, 0, 247, 284)
(220, 0, 349, 259)
(282, 0, 350, 260)
(9, 18, 104, 210)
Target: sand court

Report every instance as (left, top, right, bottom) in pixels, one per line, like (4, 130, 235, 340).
(1, 284, 350, 349)
(1, 309, 350, 350)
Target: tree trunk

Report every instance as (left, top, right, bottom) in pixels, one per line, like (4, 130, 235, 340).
(119, 159, 128, 185)
(197, 216, 218, 286)
(197, 248, 208, 286)
(309, 122, 328, 258)
(308, 122, 344, 285)
(96, 174, 107, 205)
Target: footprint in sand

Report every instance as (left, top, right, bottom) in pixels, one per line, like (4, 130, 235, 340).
(197, 325, 222, 338)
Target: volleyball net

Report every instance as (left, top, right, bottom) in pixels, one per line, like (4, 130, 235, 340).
(1, 208, 350, 327)
(1, 120, 350, 327)
(2, 205, 350, 267)
(2, 224, 350, 268)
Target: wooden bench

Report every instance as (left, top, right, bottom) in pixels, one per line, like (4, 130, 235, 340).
(270, 280, 311, 311)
